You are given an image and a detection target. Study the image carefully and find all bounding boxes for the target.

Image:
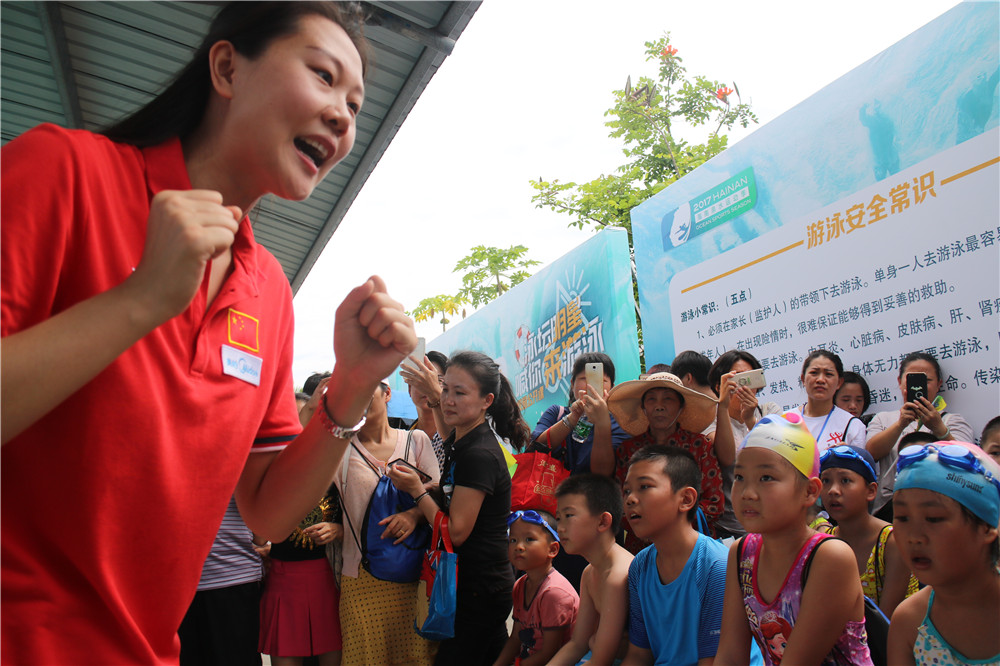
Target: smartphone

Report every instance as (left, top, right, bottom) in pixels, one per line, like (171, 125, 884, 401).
(584, 362, 604, 394)
(732, 368, 766, 390)
(389, 458, 432, 484)
(410, 337, 426, 366)
(905, 372, 928, 403)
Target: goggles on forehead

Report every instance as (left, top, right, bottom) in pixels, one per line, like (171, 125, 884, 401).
(507, 510, 560, 542)
(820, 445, 877, 483)
(898, 443, 1000, 494)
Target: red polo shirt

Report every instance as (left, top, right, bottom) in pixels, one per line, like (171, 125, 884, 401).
(1, 124, 302, 663)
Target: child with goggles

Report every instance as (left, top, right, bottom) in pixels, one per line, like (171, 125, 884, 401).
(887, 441, 1000, 665)
(494, 510, 579, 666)
(819, 445, 919, 617)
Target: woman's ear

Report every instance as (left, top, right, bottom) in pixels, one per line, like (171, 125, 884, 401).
(208, 40, 238, 99)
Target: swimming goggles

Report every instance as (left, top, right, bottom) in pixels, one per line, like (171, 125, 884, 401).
(820, 445, 877, 483)
(507, 510, 560, 542)
(898, 443, 1000, 493)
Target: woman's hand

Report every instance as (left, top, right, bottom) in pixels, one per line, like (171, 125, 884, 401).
(910, 397, 948, 438)
(897, 401, 919, 429)
(387, 462, 426, 498)
(400, 355, 442, 406)
(324, 276, 416, 426)
(378, 509, 419, 545)
(303, 521, 342, 546)
(579, 383, 611, 428)
(128, 190, 241, 325)
(724, 373, 759, 425)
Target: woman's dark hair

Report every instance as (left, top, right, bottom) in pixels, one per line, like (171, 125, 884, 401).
(800, 349, 844, 380)
(426, 350, 449, 375)
(571, 352, 616, 385)
(103, 2, 370, 147)
(670, 350, 711, 387)
(707, 350, 761, 396)
(898, 351, 943, 381)
(448, 351, 531, 452)
(836, 371, 872, 414)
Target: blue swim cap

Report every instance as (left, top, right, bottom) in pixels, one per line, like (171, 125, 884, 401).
(895, 442, 1000, 527)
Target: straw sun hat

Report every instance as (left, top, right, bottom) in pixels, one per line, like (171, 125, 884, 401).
(607, 372, 718, 436)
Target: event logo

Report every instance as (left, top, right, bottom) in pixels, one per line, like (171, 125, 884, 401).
(514, 268, 606, 412)
(662, 167, 758, 250)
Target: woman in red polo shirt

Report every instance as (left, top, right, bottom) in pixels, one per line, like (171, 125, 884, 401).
(0, 3, 416, 663)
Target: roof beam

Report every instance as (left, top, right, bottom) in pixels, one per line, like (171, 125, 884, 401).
(290, 1, 481, 293)
(36, 2, 84, 129)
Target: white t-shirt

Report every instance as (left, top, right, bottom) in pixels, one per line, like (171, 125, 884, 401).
(798, 405, 866, 451)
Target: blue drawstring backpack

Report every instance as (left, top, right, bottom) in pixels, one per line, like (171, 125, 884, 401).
(342, 433, 431, 583)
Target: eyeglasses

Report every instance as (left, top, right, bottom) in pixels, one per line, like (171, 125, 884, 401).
(820, 445, 877, 482)
(898, 443, 1000, 493)
(507, 510, 560, 542)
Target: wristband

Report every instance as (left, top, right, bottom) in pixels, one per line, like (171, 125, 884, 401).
(426, 398, 441, 409)
(319, 387, 366, 439)
(560, 415, 572, 428)
(413, 491, 430, 503)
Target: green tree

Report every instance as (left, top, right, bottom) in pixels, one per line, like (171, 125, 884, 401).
(454, 244, 540, 308)
(409, 294, 467, 332)
(530, 34, 757, 367)
(531, 34, 757, 237)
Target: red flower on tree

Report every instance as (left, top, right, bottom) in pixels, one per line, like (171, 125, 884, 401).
(715, 86, 734, 101)
(661, 45, 678, 58)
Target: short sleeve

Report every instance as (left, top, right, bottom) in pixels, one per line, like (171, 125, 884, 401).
(453, 443, 502, 495)
(697, 546, 727, 658)
(531, 405, 563, 443)
(845, 417, 867, 448)
(944, 413, 974, 443)
(627, 551, 651, 649)
(538, 585, 578, 629)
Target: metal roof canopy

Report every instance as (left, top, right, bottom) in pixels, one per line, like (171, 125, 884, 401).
(0, 1, 479, 291)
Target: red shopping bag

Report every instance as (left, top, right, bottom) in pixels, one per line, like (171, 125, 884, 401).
(510, 447, 570, 514)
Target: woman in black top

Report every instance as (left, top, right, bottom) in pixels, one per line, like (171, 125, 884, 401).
(391, 351, 530, 665)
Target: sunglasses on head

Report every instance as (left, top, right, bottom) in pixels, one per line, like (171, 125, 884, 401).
(898, 443, 1000, 493)
(507, 510, 560, 542)
(820, 445, 877, 482)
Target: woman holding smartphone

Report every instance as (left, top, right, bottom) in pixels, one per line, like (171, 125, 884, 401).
(336, 381, 439, 665)
(390, 351, 531, 665)
(865, 351, 973, 519)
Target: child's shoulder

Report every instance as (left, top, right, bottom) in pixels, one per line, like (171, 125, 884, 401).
(610, 543, 635, 569)
(539, 569, 580, 604)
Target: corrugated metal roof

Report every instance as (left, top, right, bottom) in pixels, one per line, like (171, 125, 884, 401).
(0, 1, 479, 290)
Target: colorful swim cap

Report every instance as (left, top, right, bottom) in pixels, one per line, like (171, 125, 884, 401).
(739, 411, 819, 479)
(895, 442, 1000, 527)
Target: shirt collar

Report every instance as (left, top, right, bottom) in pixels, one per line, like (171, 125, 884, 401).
(141, 137, 261, 296)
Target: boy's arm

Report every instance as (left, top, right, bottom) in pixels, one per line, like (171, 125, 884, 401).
(492, 620, 522, 666)
(715, 543, 752, 666)
(589, 560, 630, 664)
(781, 539, 865, 665)
(887, 588, 926, 666)
(549, 569, 596, 665)
(520, 627, 570, 666)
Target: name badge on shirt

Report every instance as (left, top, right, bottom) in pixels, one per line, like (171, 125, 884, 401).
(221, 344, 263, 386)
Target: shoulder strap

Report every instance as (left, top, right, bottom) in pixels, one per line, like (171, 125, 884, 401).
(873, 524, 892, 593)
(404, 429, 414, 462)
(842, 416, 860, 441)
(801, 533, 833, 588)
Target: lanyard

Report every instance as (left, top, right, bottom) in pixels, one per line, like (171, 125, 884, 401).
(801, 405, 834, 445)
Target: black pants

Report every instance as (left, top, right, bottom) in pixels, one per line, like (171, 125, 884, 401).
(178, 581, 262, 666)
(435, 581, 512, 665)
